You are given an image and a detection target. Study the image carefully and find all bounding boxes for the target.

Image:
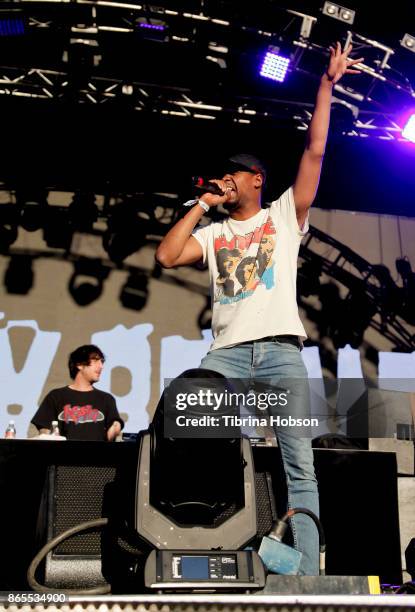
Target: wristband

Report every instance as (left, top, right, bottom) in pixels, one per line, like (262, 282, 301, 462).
(198, 199, 210, 213)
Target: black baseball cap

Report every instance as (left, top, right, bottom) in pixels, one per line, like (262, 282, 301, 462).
(224, 153, 267, 183)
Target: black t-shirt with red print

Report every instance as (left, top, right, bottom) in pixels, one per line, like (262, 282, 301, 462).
(32, 386, 124, 441)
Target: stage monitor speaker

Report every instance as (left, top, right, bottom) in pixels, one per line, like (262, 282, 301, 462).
(43, 464, 116, 589)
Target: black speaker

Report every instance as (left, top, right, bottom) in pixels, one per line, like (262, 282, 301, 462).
(251, 444, 402, 584)
(31, 440, 144, 592)
(43, 464, 116, 589)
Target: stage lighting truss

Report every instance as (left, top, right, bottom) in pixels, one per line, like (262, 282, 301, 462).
(0, 64, 411, 141)
(298, 226, 415, 351)
(0, 3, 414, 141)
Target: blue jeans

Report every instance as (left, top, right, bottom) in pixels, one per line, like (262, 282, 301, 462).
(199, 339, 319, 576)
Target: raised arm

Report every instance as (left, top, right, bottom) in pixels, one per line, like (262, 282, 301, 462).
(293, 42, 363, 227)
(156, 182, 232, 268)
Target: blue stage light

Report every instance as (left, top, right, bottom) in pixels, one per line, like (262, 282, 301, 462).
(138, 22, 166, 32)
(0, 17, 25, 37)
(259, 50, 290, 83)
(402, 114, 415, 143)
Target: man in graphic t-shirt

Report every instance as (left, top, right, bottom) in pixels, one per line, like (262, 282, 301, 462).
(32, 344, 124, 441)
(156, 43, 363, 574)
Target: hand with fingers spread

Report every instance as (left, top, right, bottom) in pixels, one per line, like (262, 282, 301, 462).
(326, 41, 364, 84)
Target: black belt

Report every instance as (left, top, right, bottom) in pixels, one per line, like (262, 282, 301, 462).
(260, 335, 302, 350)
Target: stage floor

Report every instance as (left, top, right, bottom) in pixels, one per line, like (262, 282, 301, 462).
(3, 594, 415, 611)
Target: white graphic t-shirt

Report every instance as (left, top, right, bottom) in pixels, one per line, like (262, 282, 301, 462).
(192, 187, 308, 351)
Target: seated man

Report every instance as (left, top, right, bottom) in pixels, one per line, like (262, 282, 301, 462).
(31, 344, 124, 441)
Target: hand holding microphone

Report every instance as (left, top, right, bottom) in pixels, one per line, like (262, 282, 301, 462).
(192, 176, 233, 207)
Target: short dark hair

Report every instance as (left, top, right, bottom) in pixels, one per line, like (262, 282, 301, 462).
(68, 345, 105, 379)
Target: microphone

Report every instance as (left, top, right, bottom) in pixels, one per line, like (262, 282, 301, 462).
(192, 176, 225, 196)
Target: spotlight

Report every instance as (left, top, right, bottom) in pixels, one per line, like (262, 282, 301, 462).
(400, 33, 415, 53)
(322, 2, 355, 24)
(68, 257, 109, 306)
(68, 191, 98, 232)
(259, 47, 290, 83)
(136, 17, 169, 42)
(43, 207, 73, 250)
(103, 201, 149, 263)
(120, 271, 148, 311)
(0, 204, 18, 254)
(63, 33, 101, 90)
(4, 255, 33, 295)
(16, 188, 48, 232)
(402, 114, 415, 144)
(0, 10, 26, 37)
(64, 37, 101, 68)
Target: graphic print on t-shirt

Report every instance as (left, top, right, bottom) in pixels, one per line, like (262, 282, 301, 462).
(58, 404, 105, 425)
(214, 216, 276, 304)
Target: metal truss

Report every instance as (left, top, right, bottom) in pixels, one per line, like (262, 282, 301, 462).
(0, 64, 411, 140)
(299, 226, 415, 351)
(0, 2, 413, 139)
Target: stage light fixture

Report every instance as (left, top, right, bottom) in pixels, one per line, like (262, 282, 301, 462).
(119, 271, 149, 311)
(0, 205, 18, 254)
(4, 255, 33, 295)
(322, 2, 355, 24)
(43, 207, 73, 250)
(16, 188, 48, 232)
(400, 33, 415, 53)
(402, 114, 415, 143)
(259, 47, 290, 83)
(0, 10, 25, 37)
(103, 201, 149, 264)
(68, 191, 98, 232)
(68, 257, 109, 306)
(136, 17, 169, 42)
